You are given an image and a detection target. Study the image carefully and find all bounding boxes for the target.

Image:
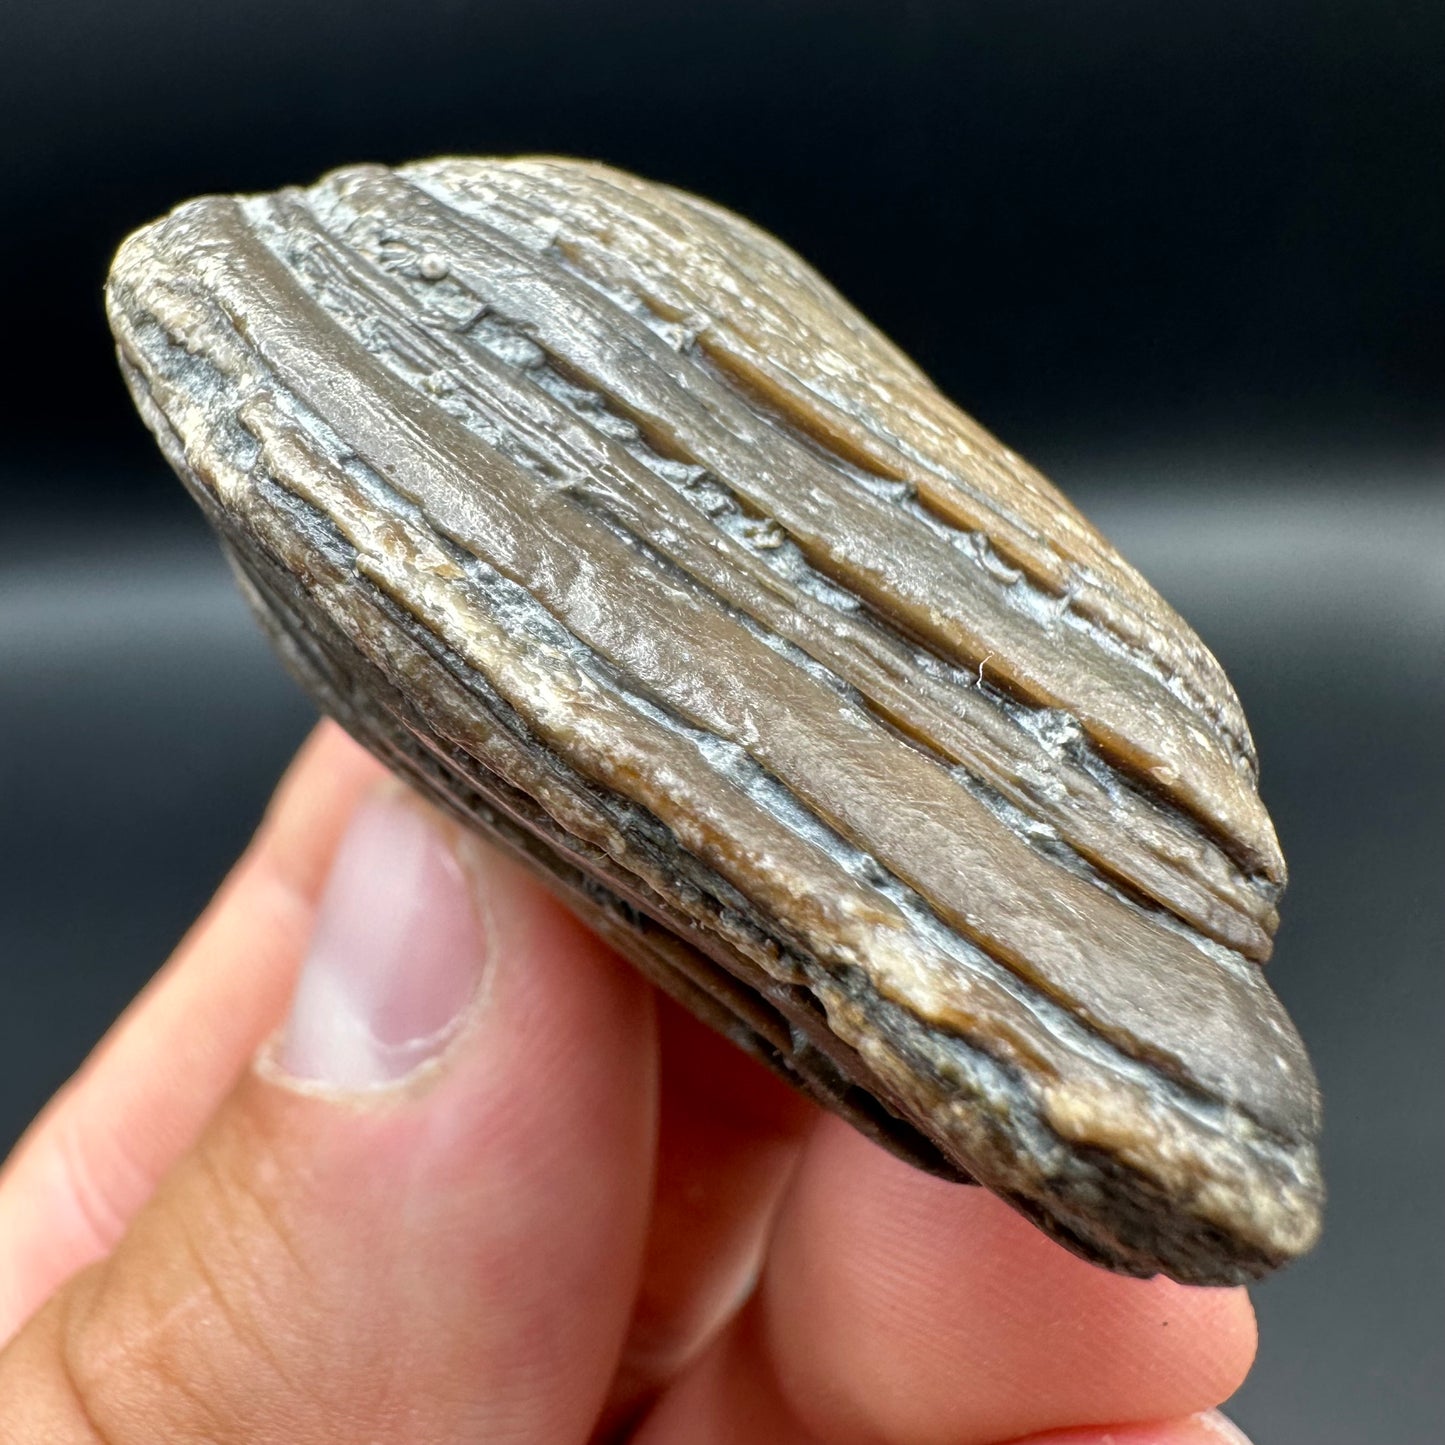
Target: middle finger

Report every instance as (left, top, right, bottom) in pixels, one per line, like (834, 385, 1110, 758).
(646, 1116, 1257, 1445)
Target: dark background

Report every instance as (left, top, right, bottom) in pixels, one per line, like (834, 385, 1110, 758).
(1, 2, 1441, 1440)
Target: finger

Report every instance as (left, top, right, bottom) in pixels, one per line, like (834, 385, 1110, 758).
(633, 1313, 1254, 1445)
(1003, 1410, 1255, 1444)
(651, 1117, 1256, 1445)
(629, 1300, 819, 1445)
(601, 997, 817, 1432)
(0, 722, 384, 1337)
(0, 780, 657, 1444)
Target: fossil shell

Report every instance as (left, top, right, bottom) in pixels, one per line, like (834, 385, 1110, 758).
(106, 157, 1323, 1284)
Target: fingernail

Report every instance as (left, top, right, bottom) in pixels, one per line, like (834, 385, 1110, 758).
(274, 781, 488, 1089)
(1194, 1410, 1254, 1444)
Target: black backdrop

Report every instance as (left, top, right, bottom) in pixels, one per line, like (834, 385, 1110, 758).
(4, 0, 1441, 489)
(2, 3, 1441, 1442)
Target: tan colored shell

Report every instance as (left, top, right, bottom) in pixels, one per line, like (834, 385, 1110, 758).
(105, 157, 1322, 1284)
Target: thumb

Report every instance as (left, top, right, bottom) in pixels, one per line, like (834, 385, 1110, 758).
(0, 779, 657, 1443)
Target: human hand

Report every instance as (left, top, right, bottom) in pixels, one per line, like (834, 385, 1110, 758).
(0, 723, 1258, 1443)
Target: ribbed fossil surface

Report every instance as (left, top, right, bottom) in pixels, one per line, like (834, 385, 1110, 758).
(106, 157, 1323, 1284)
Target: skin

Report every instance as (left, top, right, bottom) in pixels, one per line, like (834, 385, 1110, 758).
(0, 722, 1258, 1443)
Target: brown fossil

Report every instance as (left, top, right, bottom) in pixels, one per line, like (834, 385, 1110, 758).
(105, 157, 1323, 1285)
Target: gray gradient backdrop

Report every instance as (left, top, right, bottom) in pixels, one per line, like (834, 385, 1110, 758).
(2, 1, 1441, 1439)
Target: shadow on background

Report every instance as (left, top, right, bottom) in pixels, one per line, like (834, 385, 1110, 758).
(2, 3, 1441, 1441)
